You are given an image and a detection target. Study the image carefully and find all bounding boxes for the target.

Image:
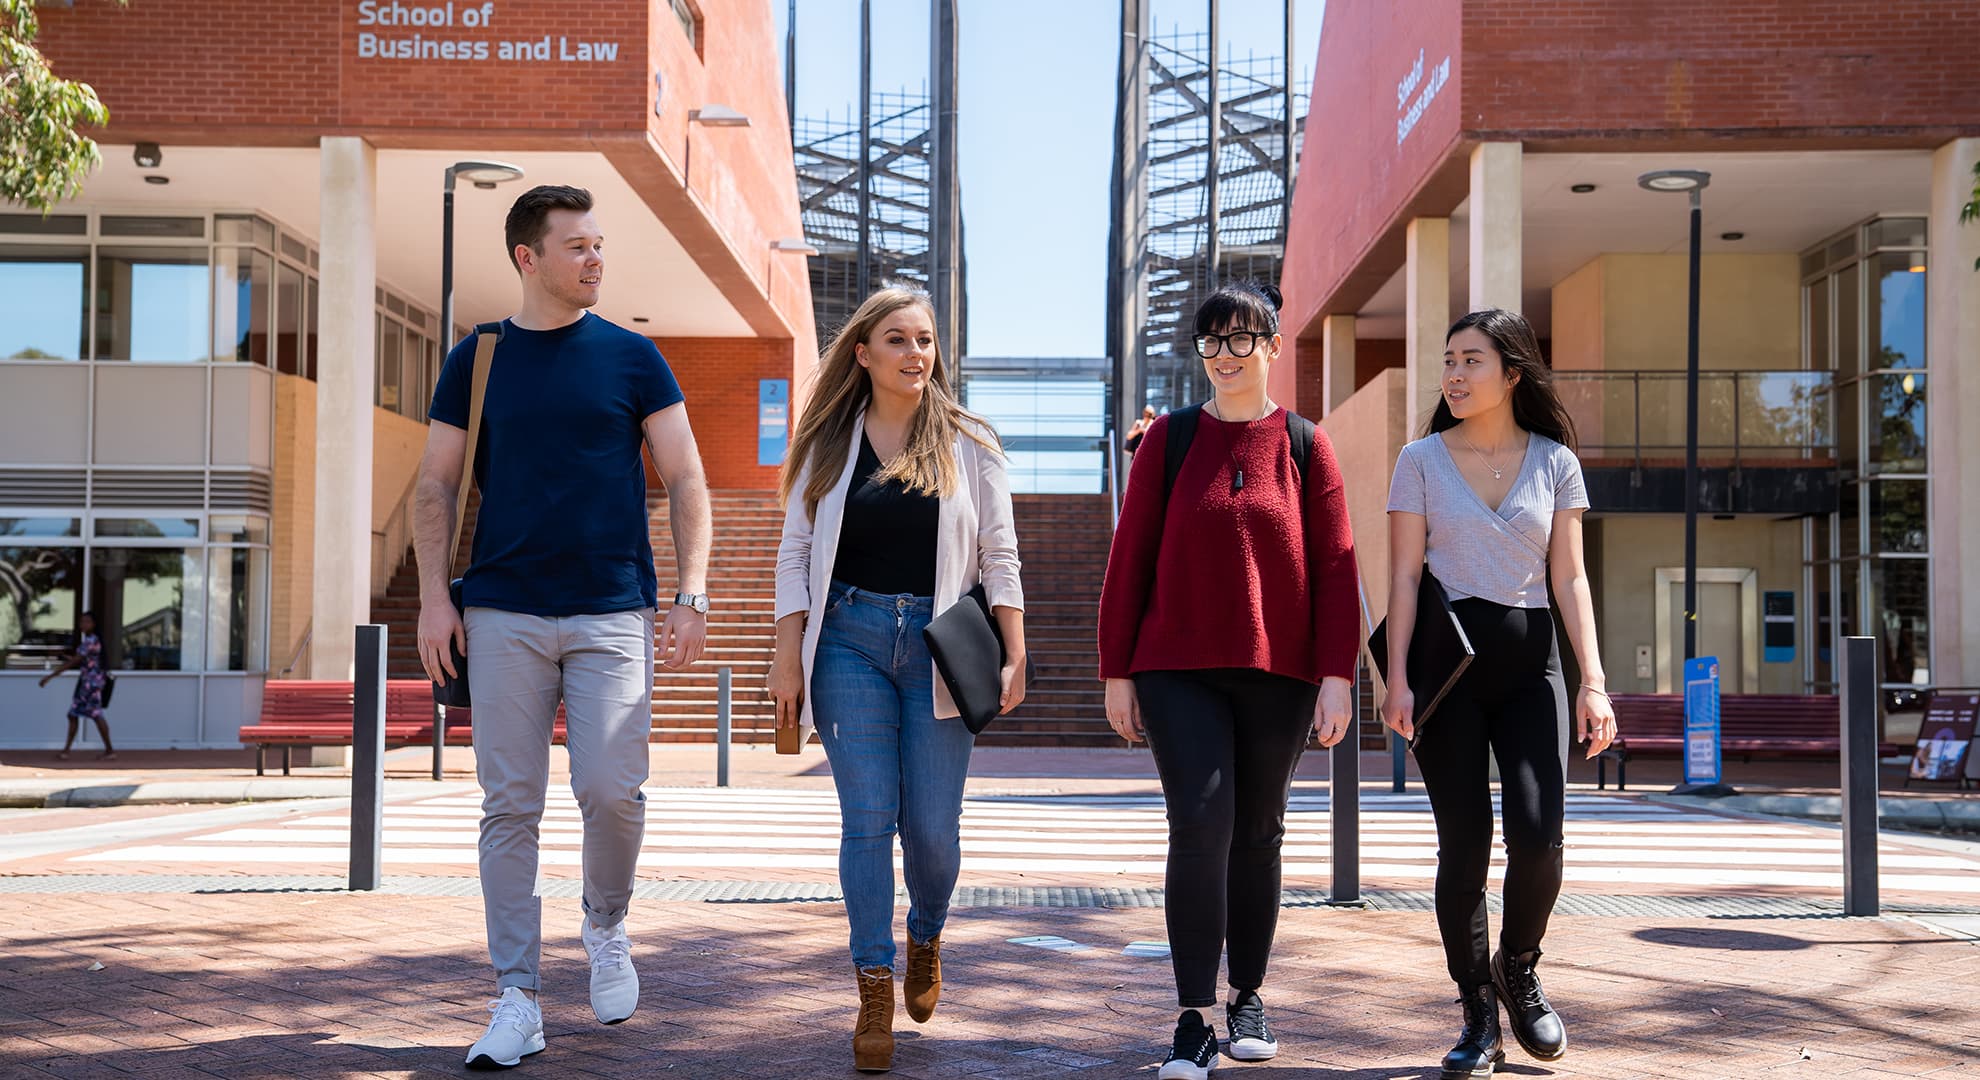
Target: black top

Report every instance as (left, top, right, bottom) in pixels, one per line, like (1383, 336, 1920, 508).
(834, 433, 940, 597)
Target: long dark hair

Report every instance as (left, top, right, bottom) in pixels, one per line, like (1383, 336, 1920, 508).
(1427, 308, 1577, 450)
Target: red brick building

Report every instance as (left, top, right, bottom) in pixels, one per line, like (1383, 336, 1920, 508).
(0, 1, 814, 746)
(1277, 1, 1980, 722)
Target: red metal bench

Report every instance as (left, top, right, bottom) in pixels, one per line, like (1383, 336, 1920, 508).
(1598, 693, 1900, 789)
(243, 680, 566, 776)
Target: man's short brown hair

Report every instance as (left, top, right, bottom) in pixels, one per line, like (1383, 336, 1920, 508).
(504, 185, 594, 270)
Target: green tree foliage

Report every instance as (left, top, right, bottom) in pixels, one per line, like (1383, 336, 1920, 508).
(1, 0, 112, 211)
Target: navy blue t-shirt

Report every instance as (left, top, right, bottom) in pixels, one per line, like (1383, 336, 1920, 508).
(429, 312, 684, 616)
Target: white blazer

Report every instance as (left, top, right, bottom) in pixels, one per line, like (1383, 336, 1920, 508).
(775, 410, 1025, 745)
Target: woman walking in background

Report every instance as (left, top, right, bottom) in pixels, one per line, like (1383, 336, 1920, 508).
(1381, 308, 1616, 1079)
(768, 287, 1026, 1073)
(1098, 281, 1359, 1080)
(39, 612, 115, 760)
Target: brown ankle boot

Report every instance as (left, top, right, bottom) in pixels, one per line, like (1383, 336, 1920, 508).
(904, 935, 943, 1023)
(853, 965, 895, 1072)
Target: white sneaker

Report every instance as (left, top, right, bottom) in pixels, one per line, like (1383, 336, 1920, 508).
(582, 917, 639, 1024)
(465, 987, 545, 1070)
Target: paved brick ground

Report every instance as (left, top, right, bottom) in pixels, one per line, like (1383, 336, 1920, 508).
(2, 890, 1977, 1078)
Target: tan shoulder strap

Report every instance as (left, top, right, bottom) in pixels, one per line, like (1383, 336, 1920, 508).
(448, 330, 499, 567)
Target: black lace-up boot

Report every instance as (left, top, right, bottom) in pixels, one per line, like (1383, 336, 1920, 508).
(1492, 948, 1566, 1060)
(1440, 984, 1504, 1079)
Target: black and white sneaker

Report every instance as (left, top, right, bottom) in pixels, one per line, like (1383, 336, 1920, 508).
(1159, 1010, 1220, 1080)
(1225, 989, 1278, 1061)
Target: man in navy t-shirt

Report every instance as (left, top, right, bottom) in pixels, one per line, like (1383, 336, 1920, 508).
(412, 184, 712, 1070)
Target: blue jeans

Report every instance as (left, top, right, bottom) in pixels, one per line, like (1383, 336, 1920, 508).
(811, 580, 976, 970)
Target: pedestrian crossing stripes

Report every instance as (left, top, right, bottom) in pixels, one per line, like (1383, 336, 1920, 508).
(72, 787, 1980, 895)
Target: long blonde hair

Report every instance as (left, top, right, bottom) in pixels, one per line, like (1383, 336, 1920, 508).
(780, 287, 1000, 515)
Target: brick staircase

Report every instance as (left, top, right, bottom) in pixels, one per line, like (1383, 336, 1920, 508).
(369, 489, 1117, 746)
(980, 494, 1112, 746)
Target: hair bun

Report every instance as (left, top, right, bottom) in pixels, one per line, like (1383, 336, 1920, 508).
(1256, 283, 1283, 311)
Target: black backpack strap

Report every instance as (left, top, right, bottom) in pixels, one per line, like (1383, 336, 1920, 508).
(472, 320, 505, 340)
(1285, 410, 1314, 489)
(1162, 404, 1203, 497)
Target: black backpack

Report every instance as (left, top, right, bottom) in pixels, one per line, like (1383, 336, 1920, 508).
(1161, 403, 1316, 498)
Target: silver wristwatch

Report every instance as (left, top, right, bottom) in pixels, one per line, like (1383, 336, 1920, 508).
(674, 592, 710, 615)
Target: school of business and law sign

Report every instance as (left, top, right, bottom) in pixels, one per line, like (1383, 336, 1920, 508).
(355, 1, 623, 63)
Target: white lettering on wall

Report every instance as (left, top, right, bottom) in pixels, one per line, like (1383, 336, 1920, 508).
(353, 2, 621, 63)
(1396, 53, 1450, 148)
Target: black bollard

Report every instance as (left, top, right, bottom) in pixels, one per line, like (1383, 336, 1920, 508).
(1840, 636, 1879, 917)
(1329, 664, 1363, 906)
(716, 666, 732, 788)
(351, 625, 387, 892)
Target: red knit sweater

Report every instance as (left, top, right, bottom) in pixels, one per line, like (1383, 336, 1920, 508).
(1098, 409, 1360, 684)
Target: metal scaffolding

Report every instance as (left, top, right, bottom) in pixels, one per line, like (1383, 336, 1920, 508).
(789, 0, 964, 357)
(1110, 6, 1306, 430)
(795, 91, 934, 345)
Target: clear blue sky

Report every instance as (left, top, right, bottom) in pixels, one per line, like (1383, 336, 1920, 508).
(773, 0, 1323, 359)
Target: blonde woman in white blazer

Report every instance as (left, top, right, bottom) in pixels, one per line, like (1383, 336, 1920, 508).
(768, 287, 1025, 1074)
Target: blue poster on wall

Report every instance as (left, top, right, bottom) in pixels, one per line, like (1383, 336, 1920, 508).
(1683, 656, 1723, 786)
(758, 379, 790, 466)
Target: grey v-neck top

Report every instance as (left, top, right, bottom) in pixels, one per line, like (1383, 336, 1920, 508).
(1385, 432, 1589, 608)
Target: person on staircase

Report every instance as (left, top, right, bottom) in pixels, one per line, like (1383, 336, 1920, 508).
(1098, 281, 1359, 1080)
(768, 286, 1027, 1073)
(1380, 308, 1616, 1079)
(413, 184, 712, 1070)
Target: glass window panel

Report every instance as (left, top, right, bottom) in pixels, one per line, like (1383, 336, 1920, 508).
(1838, 559, 1860, 640)
(208, 515, 268, 544)
(1840, 483, 1862, 560)
(91, 546, 203, 671)
(1805, 278, 1829, 371)
(1826, 231, 1858, 266)
(1868, 218, 1926, 250)
(405, 306, 428, 331)
(279, 233, 309, 264)
(377, 317, 404, 409)
(1835, 263, 1859, 379)
(212, 247, 272, 365)
(1868, 479, 1928, 555)
(274, 264, 304, 376)
(1799, 250, 1825, 280)
(95, 247, 210, 362)
(100, 215, 205, 238)
(303, 276, 319, 381)
(0, 213, 86, 236)
(402, 330, 427, 419)
(1812, 566, 1833, 689)
(385, 292, 407, 318)
(0, 246, 88, 360)
(0, 546, 82, 669)
(0, 517, 80, 538)
(1867, 372, 1926, 473)
(1836, 380, 1860, 474)
(1867, 251, 1926, 370)
(1810, 512, 1832, 565)
(94, 517, 200, 540)
(1867, 558, 1930, 685)
(207, 547, 268, 671)
(215, 215, 275, 249)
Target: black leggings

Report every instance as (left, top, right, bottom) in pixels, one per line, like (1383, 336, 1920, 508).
(1410, 598, 1569, 989)
(1135, 668, 1318, 1008)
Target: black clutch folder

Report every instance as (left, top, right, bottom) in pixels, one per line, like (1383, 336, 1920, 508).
(923, 583, 1034, 735)
(1367, 568, 1476, 747)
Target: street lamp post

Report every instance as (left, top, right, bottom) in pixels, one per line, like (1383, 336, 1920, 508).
(442, 161, 526, 349)
(1638, 169, 1711, 664)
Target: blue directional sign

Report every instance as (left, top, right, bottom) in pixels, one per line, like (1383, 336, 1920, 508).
(1683, 656, 1722, 787)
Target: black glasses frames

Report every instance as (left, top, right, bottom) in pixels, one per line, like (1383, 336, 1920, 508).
(1194, 330, 1270, 359)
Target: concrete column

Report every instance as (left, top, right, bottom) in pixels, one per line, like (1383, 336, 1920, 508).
(1468, 142, 1523, 314)
(1321, 313, 1356, 414)
(1406, 217, 1451, 439)
(1928, 138, 1980, 685)
(311, 136, 378, 681)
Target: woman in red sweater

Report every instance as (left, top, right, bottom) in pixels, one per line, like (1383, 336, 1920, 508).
(1098, 281, 1360, 1080)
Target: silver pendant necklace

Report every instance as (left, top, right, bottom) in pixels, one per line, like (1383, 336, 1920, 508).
(1457, 428, 1514, 480)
